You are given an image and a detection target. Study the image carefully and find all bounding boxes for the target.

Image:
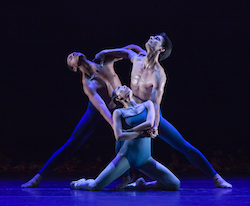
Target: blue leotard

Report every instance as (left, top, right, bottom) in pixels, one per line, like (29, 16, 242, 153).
(118, 105, 151, 168)
(79, 104, 180, 191)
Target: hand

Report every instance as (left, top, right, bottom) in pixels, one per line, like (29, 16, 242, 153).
(93, 50, 107, 65)
(147, 128, 158, 139)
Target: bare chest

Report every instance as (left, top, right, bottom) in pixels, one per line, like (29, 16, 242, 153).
(131, 66, 157, 90)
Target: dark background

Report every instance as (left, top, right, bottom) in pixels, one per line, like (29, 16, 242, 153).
(0, 0, 249, 177)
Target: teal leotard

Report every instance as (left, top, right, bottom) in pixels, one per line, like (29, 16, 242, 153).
(118, 104, 151, 168)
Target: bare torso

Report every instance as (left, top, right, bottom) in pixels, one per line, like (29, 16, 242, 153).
(95, 58, 122, 98)
(130, 54, 166, 104)
(82, 57, 122, 109)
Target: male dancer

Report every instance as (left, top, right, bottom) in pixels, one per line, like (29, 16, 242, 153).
(21, 52, 123, 188)
(94, 32, 232, 188)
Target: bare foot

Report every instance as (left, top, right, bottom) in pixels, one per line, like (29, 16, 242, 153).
(21, 174, 42, 188)
(213, 174, 232, 188)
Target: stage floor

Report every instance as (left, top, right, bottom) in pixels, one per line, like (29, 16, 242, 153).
(0, 176, 249, 206)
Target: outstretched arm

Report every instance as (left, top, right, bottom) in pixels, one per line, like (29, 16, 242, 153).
(123, 44, 146, 55)
(93, 48, 137, 64)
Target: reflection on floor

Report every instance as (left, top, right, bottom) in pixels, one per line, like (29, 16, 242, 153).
(0, 176, 249, 206)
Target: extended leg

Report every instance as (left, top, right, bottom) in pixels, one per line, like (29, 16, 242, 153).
(21, 102, 104, 188)
(158, 114, 232, 188)
(71, 154, 130, 191)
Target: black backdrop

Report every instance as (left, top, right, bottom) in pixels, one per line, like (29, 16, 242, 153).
(1, 0, 249, 176)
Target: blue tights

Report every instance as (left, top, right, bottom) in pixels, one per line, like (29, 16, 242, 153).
(39, 102, 104, 176)
(39, 101, 216, 178)
(117, 113, 217, 178)
(158, 114, 216, 178)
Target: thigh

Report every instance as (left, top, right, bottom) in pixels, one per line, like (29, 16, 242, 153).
(94, 154, 131, 190)
(66, 101, 104, 146)
(138, 157, 180, 186)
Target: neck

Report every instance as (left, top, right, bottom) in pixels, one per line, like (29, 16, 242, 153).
(144, 50, 160, 69)
(123, 99, 137, 108)
(80, 60, 96, 77)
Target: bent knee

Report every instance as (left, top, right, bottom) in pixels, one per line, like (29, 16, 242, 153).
(166, 181, 180, 191)
(171, 181, 181, 191)
(158, 179, 180, 191)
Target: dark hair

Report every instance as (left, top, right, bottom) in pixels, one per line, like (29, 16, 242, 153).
(158, 32, 172, 61)
(112, 89, 124, 108)
(67, 53, 85, 73)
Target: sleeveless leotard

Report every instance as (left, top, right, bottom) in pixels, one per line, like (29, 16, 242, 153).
(118, 104, 151, 168)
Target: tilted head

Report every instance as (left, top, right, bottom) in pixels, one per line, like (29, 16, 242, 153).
(112, 85, 132, 107)
(145, 32, 172, 61)
(67, 52, 87, 72)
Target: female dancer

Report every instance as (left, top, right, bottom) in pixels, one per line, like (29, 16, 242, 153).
(70, 85, 180, 191)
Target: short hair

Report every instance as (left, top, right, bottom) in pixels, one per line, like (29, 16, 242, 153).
(67, 52, 86, 73)
(158, 32, 172, 61)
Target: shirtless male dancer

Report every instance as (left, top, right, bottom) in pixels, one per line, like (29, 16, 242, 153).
(94, 32, 232, 188)
(21, 52, 123, 188)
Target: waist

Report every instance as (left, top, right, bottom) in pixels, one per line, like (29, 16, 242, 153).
(133, 94, 147, 103)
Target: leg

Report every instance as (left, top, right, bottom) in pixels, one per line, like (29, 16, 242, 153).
(115, 141, 131, 189)
(128, 157, 180, 191)
(21, 102, 104, 188)
(158, 114, 232, 188)
(71, 154, 130, 191)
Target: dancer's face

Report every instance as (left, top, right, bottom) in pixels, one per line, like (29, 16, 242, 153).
(145, 35, 165, 53)
(115, 85, 132, 101)
(67, 52, 84, 72)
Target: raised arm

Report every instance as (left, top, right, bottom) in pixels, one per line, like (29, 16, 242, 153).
(93, 48, 137, 64)
(123, 44, 146, 55)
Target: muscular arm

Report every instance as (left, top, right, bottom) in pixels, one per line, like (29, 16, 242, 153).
(113, 101, 155, 141)
(84, 86, 113, 126)
(123, 44, 146, 55)
(94, 48, 137, 63)
(151, 70, 166, 128)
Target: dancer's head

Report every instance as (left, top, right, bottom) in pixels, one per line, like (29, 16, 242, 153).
(112, 85, 132, 107)
(158, 32, 172, 61)
(145, 32, 172, 61)
(67, 52, 87, 72)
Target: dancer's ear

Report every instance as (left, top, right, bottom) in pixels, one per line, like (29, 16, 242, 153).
(159, 47, 165, 53)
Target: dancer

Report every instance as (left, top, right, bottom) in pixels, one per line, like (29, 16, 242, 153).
(70, 85, 180, 191)
(21, 52, 123, 188)
(94, 32, 232, 188)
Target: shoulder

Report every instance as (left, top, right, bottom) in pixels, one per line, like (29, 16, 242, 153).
(154, 64, 166, 86)
(113, 109, 122, 117)
(144, 100, 154, 109)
